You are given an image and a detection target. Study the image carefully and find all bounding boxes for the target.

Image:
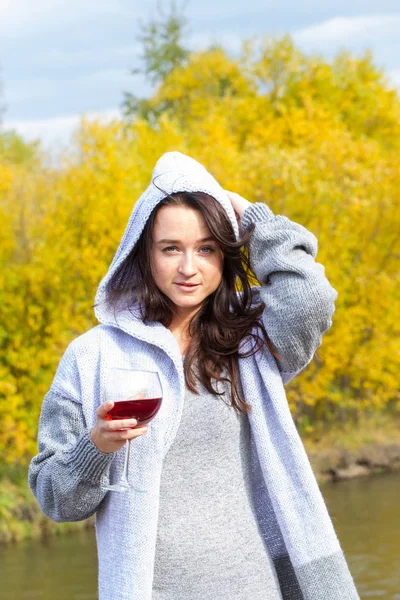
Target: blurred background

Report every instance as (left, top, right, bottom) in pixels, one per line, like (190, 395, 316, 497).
(0, 1, 399, 598)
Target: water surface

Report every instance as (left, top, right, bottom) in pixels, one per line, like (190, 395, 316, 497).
(322, 472, 400, 599)
(1, 472, 399, 599)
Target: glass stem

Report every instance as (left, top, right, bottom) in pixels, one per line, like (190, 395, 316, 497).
(120, 439, 131, 486)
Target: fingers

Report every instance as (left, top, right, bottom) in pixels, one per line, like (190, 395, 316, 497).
(106, 425, 148, 442)
(97, 400, 114, 419)
(107, 418, 138, 430)
(129, 391, 146, 400)
(123, 426, 148, 439)
(91, 401, 148, 453)
(224, 190, 251, 218)
(103, 425, 149, 452)
(91, 421, 148, 453)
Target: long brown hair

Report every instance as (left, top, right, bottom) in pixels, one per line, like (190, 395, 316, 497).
(106, 191, 280, 414)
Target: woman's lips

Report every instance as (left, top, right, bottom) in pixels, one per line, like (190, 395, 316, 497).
(175, 282, 200, 291)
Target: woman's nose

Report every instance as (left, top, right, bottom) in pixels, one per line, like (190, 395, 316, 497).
(178, 253, 197, 277)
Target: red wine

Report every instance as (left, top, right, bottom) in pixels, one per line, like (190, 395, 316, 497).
(106, 397, 162, 425)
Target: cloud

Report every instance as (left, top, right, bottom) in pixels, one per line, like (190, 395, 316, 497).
(34, 45, 141, 69)
(293, 14, 400, 45)
(4, 69, 128, 103)
(3, 43, 141, 75)
(2, 108, 122, 159)
(2, 66, 148, 121)
(388, 69, 400, 88)
(0, 0, 140, 38)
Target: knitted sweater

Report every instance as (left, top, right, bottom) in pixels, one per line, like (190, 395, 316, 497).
(152, 381, 283, 600)
(29, 152, 359, 600)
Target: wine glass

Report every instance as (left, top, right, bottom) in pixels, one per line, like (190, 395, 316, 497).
(101, 368, 163, 493)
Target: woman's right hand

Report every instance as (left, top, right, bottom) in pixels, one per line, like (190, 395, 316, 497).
(90, 401, 148, 454)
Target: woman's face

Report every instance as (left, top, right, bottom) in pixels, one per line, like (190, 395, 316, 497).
(151, 205, 224, 320)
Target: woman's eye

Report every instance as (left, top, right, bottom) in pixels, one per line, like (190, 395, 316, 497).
(163, 246, 178, 252)
(199, 246, 215, 254)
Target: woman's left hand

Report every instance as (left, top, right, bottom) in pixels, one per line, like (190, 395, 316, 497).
(225, 190, 252, 222)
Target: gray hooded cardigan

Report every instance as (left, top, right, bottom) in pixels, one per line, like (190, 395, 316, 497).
(29, 152, 359, 600)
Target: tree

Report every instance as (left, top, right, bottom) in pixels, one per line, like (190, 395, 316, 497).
(122, 1, 190, 120)
(0, 64, 5, 127)
(0, 130, 40, 165)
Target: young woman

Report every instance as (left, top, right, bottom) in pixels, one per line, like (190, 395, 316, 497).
(29, 151, 359, 600)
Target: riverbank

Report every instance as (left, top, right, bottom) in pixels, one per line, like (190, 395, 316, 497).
(0, 474, 93, 543)
(304, 413, 400, 483)
(1, 413, 399, 543)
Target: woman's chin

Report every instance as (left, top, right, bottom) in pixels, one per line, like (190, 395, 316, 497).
(170, 299, 205, 316)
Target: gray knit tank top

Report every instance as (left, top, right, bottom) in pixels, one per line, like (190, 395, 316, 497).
(152, 377, 283, 600)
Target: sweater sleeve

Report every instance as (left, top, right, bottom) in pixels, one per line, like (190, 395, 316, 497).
(28, 389, 114, 523)
(241, 203, 338, 383)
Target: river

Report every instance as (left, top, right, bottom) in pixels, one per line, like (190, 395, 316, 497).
(1, 472, 399, 599)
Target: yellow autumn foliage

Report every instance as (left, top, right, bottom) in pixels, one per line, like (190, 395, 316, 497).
(1, 37, 399, 465)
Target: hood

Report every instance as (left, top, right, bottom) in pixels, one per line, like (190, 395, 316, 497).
(94, 151, 239, 328)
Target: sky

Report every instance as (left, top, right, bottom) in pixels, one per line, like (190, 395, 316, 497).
(1, 0, 400, 155)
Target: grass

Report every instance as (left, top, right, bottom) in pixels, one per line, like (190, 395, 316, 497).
(303, 412, 400, 452)
(0, 467, 92, 544)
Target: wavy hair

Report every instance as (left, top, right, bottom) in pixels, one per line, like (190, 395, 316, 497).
(106, 191, 280, 414)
